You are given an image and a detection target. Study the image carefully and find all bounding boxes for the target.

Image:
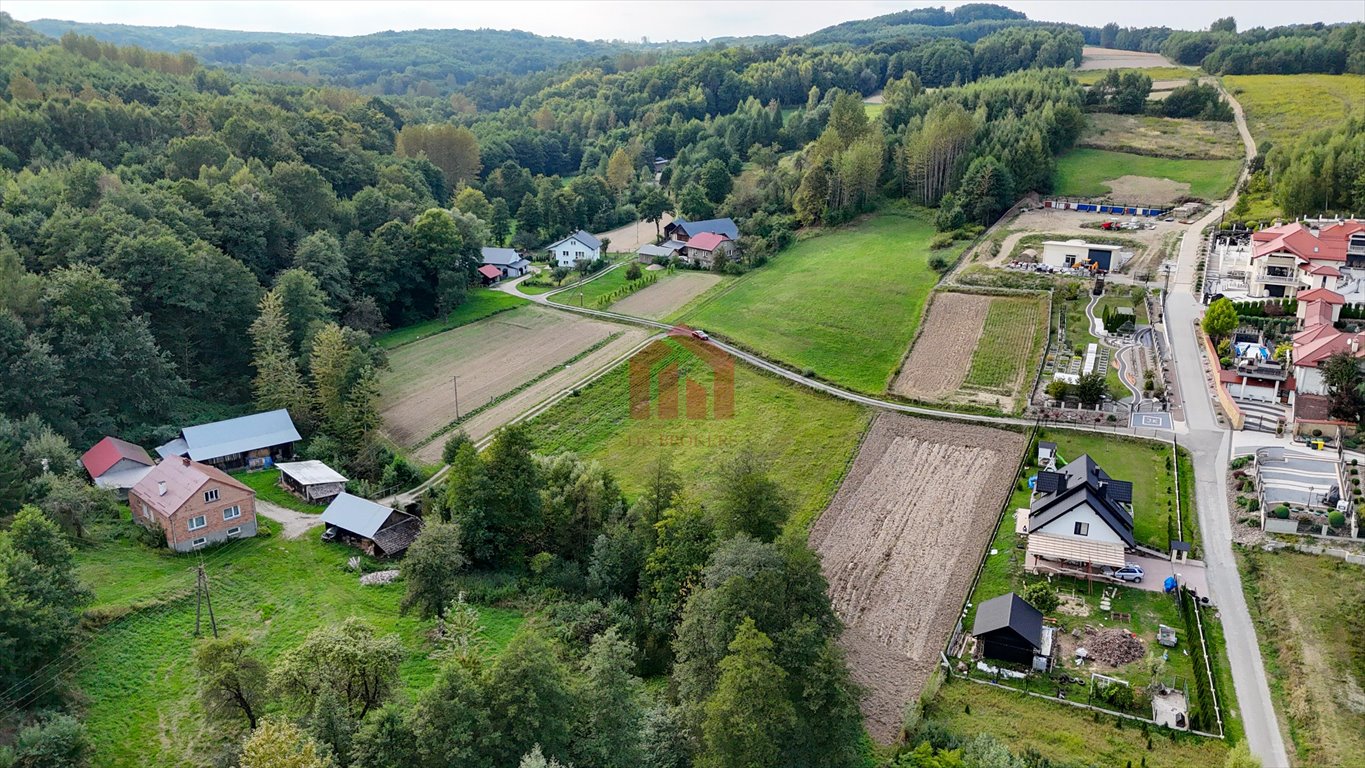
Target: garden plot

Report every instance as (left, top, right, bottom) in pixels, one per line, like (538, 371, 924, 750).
(809, 413, 1026, 742)
(891, 291, 1048, 412)
(378, 305, 648, 453)
(610, 271, 723, 320)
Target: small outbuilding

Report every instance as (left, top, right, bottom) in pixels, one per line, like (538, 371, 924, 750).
(972, 592, 1052, 670)
(81, 436, 155, 498)
(320, 492, 422, 557)
(275, 460, 348, 504)
(477, 264, 504, 285)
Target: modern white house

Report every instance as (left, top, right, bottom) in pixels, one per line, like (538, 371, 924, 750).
(1240, 219, 1365, 299)
(1023, 454, 1136, 572)
(1040, 239, 1130, 272)
(545, 230, 603, 268)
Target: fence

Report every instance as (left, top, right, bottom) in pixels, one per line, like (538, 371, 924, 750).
(1198, 323, 1245, 430)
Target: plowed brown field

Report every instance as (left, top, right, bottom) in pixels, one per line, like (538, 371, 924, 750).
(809, 413, 1025, 742)
(891, 292, 991, 399)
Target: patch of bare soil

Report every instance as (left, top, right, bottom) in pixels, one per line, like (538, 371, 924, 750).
(594, 215, 674, 253)
(809, 413, 1027, 742)
(1079, 46, 1175, 70)
(1101, 175, 1191, 205)
(609, 271, 722, 320)
(890, 292, 991, 401)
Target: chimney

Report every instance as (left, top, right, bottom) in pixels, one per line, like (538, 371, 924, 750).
(182, 456, 191, 466)
(1098, 480, 1108, 499)
(157, 480, 167, 496)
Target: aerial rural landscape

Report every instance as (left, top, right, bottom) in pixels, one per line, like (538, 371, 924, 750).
(0, 2, 1362, 767)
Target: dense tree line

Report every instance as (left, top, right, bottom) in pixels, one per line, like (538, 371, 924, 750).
(1093, 16, 1365, 75)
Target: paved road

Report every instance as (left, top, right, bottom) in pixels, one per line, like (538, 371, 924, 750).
(1165, 86, 1290, 766)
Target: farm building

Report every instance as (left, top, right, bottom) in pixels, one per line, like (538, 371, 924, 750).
(275, 460, 348, 504)
(664, 217, 739, 242)
(320, 492, 422, 557)
(480, 247, 531, 278)
(477, 264, 503, 285)
(972, 592, 1053, 670)
(129, 457, 258, 552)
(637, 242, 679, 263)
(546, 230, 603, 268)
(156, 409, 301, 471)
(1025, 455, 1136, 572)
(81, 436, 155, 498)
(1040, 239, 1130, 272)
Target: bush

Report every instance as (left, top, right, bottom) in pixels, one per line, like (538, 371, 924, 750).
(929, 232, 956, 250)
(1247, 498, 1260, 512)
(1022, 581, 1060, 614)
(1328, 511, 1346, 528)
(624, 262, 642, 281)
(928, 254, 951, 272)
(1273, 504, 1291, 519)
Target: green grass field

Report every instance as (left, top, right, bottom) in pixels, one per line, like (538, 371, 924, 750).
(230, 468, 325, 514)
(375, 290, 528, 349)
(72, 519, 521, 766)
(526, 339, 871, 532)
(1224, 74, 1365, 149)
(863, 101, 884, 119)
(929, 678, 1230, 768)
(1073, 67, 1200, 86)
(1239, 549, 1365, 767)
(683, 211, 952, 394)
(963, 295, 1049, 393)
(1054, 148, 1240, 202)
(1079, 113, 1244, 160)
(549, 264, 663, 309)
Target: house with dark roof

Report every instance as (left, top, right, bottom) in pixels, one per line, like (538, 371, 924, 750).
(321, 492, 422, 557)
(480, 247, 532, 278)
(546, 230, 603, 268)
(972, 592, 1053, 669)
(81, 436, 155, 497)
(665, 217, 739, 242)
(1025, 454, 1136, 571)
(156, 409, 301, 471)
(129, 457, 258, 552)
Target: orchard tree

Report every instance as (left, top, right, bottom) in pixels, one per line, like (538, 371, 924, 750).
(195, 634, 269, 729)
(271, 618, 402, 719)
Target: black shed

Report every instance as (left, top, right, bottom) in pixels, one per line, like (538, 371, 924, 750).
(972, 592, 1045, 666)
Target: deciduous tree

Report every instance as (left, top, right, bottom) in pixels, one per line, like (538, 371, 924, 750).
(401, 521, 467, 619)
(195, 634, 269, 729)
(697, 619, 794, 768)
(240, 719, 333, 768)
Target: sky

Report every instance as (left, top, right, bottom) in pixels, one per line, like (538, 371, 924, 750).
(9, 1, 1365, 42)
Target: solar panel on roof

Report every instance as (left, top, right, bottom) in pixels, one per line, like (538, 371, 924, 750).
(1035, 471, 1064, 494)
(1106, 480, 1134, 504)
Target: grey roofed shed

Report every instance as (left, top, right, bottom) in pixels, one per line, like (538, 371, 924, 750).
(972, 593, 1045, 665)
(157, 409, 301, 463)
(277, 460, 348, 486)
(322, 492, 394, 539)
(637, 243, 677, 259)
(480, 247, 525, 266)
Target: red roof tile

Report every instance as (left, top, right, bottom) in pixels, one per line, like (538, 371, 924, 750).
(477, 264, 502, 279)
(1297, 288, 1345, 305)
(686, 232, 730, 252)
(81, 436, 153, 479)
(1252, 220, 1365, 263)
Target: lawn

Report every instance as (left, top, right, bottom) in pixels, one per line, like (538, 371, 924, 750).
(230, 468, 325, 514)
(71, 518, 522, 767)
(963, 294, 1049, 393)
(375, 289, 528, 349)
(1224, 74, 1365, 149)
(549, 264, 665, 310)
(1056, 294, 1129, 401)
(1054, 148, 1241, 202)
(526, 338, 872, 533)
(1239, 549, 1365, 767)
(682, 210, 952, 394)
(928, 678, 1230, 768)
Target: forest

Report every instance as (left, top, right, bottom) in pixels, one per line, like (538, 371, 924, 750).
(0, 6, 1359, 766)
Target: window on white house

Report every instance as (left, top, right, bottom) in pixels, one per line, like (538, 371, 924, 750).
(226, 527, 241, 537)
(223, 505, 241, 521)
(1074, 521, 1089, 536)
(191, 537, 207, 549)
(204, 489, 220, 503)
(188, 515, 207, 531)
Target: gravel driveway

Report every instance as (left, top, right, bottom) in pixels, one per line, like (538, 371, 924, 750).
(255, 500, 323, 540)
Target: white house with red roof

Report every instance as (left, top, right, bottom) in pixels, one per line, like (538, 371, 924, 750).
(1247, 220, 1365, 299)
(80, 436, 155, 497)
(682, 231, 735, 268)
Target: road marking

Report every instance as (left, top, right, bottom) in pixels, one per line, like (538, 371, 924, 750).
(1130, 412, 1173, 431)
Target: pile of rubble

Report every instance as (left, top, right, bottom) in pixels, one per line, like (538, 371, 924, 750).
(359, 569, 400, 586)
(1080, 626, 1145, 666)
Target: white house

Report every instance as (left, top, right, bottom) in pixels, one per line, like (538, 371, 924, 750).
(480, 247, 532, 278)
(1242, 220, 1365, 299)
(1040, 240, 1129, 272)
(545, 230, 603, 269)
(1024, 455, 1136, 572)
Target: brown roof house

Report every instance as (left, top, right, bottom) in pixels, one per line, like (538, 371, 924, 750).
(129, 457, 258, 552)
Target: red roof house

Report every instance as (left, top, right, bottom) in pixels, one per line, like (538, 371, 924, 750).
(1296, 288, 1344, 305)
(81, 436, 155, 496)
(476, 264, 503, 283)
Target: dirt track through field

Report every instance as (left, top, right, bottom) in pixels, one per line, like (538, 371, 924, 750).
(609, 272, 722, 320)
(809, 413, 1026, 742)
(379, 306, 646, 454)
(890, 292, 991, 400)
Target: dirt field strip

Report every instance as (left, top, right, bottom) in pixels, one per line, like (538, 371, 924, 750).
(594, 215, 674, 253)
(1079, 46, 1176, 70)
(379, 305, 644, 451)
(809, 414, 1027, 742)
(890, 292, 992, 400)
(609, 271, 723, 320)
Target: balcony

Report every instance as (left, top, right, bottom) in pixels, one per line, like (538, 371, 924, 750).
(1235, 360, 1289, 381)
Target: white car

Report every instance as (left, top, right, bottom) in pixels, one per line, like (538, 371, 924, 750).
(1111, 564, 1145, 583)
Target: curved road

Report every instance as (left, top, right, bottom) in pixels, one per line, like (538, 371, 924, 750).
(396, 84, 1287, 766)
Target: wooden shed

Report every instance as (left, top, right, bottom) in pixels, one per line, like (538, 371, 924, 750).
(276, 460, 348, 504)
(320, 492, 422, 557)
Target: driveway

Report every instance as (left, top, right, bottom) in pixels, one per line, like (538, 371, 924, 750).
(255, 500, 323, 540)
(1125, 552, 1209, 597)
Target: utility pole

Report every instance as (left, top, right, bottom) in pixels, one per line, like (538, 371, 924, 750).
(195, 564, 218, 638)
(452, 375, 460, 419)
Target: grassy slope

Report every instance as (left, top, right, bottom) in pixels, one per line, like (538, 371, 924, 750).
(930, 679, 1229, 768)
(548, 264, 665, 309)
(375, 290, 528, 349)
(684, 211, 950, 394)
(1239, 549, 1365, 767)
(1079, 113, 1244, 160)
(1054, 148, 1241, 201)
(526, 339, 871, 532)
(230, 468, 324, 514)
(1224, 74, 1365, 148)
(73, 519, 521, 767)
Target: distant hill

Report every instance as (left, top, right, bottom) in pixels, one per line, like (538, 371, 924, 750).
(0, 12, 54, 48)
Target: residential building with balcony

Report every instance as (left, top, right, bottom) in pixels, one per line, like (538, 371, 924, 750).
(1246, 219, 1365, 298)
